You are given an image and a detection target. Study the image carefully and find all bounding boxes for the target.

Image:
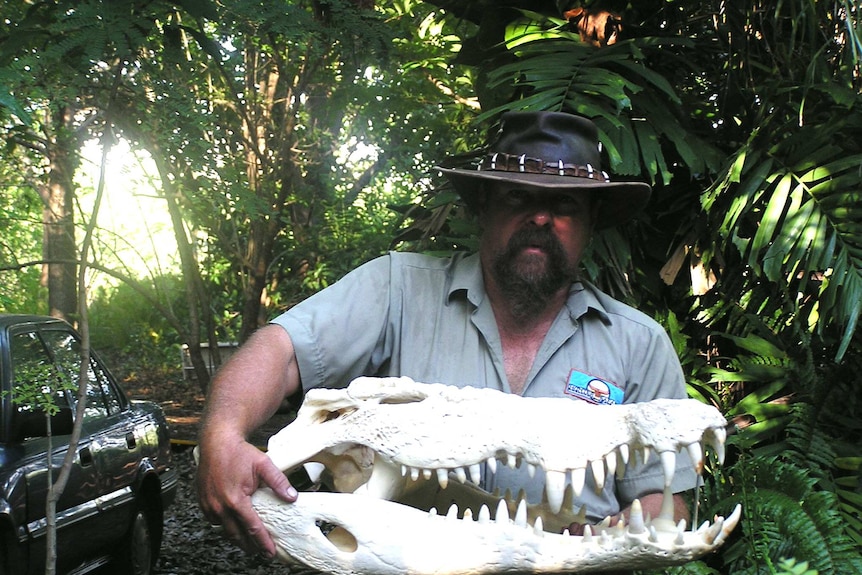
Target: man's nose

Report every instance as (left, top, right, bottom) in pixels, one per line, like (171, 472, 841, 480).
(526, 204, 554, 227)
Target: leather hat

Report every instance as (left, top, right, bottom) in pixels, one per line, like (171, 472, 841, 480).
(436, 111, 651, 228)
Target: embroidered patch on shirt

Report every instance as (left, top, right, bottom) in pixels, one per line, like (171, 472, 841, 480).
(565, 370, 624, 405)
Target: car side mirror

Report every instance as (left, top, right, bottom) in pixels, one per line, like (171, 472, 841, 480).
(10, 406, 75, 442)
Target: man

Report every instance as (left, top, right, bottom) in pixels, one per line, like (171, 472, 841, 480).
(196, 111, 696, 559)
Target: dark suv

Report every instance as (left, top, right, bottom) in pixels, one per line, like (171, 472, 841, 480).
(0, 315, 177, 575)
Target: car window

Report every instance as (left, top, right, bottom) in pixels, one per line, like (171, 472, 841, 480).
(10, 330, 72, 419)
(98, 363, 124, 414)
(39, 329, 115, 421)
(92, 358, 123, 415)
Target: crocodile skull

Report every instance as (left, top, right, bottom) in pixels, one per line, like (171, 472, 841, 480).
(252, 376, 741, 574)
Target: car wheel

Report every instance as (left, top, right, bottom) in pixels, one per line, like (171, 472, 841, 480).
(115, 507, 155, 575)
(0, 526, 21, 575)
(0, 538, 9, 575)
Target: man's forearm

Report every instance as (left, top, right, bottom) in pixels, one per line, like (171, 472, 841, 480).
(200, 324, 301, 441)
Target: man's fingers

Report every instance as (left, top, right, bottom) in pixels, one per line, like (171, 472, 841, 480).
(236, 454, 293, 556)
(195, 440, 294, 558)
(245, 519, 277, 558)
(220, 501, 278, 559)
(256, 457, 298, 502)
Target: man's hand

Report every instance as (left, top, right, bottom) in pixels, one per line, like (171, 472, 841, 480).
(195, 324, 302, 557)
(196, 434, 298, 558)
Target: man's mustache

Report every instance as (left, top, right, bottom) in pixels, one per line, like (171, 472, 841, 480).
(503, 226, 565, 258)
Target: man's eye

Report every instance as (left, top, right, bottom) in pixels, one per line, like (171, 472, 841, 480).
(554, 197, 581, 213)
(503, 190, 530, 205)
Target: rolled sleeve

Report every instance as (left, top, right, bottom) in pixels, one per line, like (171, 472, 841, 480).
(271, 255, 393, 391)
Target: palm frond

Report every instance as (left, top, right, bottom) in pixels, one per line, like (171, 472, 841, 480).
(479, 27, 723, 185)
(703, 108, 862, 362)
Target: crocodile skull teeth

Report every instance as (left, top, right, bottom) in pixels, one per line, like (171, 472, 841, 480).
(254, 376, 740, 574)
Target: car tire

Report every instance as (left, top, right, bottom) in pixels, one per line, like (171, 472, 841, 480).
(0, 525, 20, 575)
(114, 503, 158, 575)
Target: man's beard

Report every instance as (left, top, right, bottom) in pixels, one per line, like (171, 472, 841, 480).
(491, 226, 579, 322)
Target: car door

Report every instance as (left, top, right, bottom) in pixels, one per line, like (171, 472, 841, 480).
(8, 326, 101, 574)
(39, 327, 142, 551)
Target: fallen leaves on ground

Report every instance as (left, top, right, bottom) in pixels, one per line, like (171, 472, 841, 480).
(116, 361, 310, 573)
(157, 448, 306, 575)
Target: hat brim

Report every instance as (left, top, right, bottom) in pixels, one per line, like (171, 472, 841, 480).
(436, 166, 651, 229)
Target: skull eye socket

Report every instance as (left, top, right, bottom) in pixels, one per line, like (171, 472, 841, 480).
(316, 520, 357, 553)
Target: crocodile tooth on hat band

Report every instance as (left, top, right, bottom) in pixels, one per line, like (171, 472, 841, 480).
(477, 152, 611, 182)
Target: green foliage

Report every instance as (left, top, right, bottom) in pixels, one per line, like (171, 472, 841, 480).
(814, 351, 862, 548)
(706, 332, 794, 451)
(121, 0, 480, 343)
(703, 110, 862, 363)
(6, 361, 75, 417)
(88, 276, 185, 369)
(682, 292, 862, 572)
(1, 0, 167, 70)
(668, 276, 862, 574)
(667, 369, 862, 575)
(834, 455, 862, 547)
(0, 85, 31, 125)
(653, 310, 721, 408)
(0, 173, 46, 314)
(271, 191, 417, 310)
(639, 562, 722, 575)
(693, 0, 862, 359)
(777, 559, 819, 575)
(703, 452, 862, 575)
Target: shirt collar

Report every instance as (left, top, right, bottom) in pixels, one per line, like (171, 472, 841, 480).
(447, 253, 611, 325)
(565, 280, 612, 325)
(447, 252, 485, 307)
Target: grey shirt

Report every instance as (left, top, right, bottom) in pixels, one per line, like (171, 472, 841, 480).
(273, 251, 696, 520)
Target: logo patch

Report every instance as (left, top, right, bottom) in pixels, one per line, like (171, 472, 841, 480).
(565, 370, 623, 405)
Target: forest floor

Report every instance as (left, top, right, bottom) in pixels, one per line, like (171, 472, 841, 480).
(122, 370, 294, 448)
(121, 368, 306, 574)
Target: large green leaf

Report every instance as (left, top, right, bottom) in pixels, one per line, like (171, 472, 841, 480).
(480, 29, 721, 185)
(706, 112, 862, 361)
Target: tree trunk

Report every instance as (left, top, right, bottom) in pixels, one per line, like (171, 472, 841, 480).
(40, 106, 78, 322)
(236, 46, 285, 344)
(45, 417, 57, 575)
(237, 224, 275, 344)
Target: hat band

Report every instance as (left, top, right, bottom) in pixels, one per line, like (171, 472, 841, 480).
(479, 152, 610, 182)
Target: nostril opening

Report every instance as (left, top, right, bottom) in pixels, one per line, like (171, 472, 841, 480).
(316, 520, 358, 553)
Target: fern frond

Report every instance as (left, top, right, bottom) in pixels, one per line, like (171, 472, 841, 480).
(706, 455, 862, 575)
(784, 404, 838, 481)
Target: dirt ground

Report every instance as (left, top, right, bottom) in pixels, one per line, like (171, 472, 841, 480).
(121, 370, 295, 448)
(120, 370, 311, 574)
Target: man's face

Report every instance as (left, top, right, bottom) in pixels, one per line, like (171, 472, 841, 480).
(479, 184, 596, 314)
